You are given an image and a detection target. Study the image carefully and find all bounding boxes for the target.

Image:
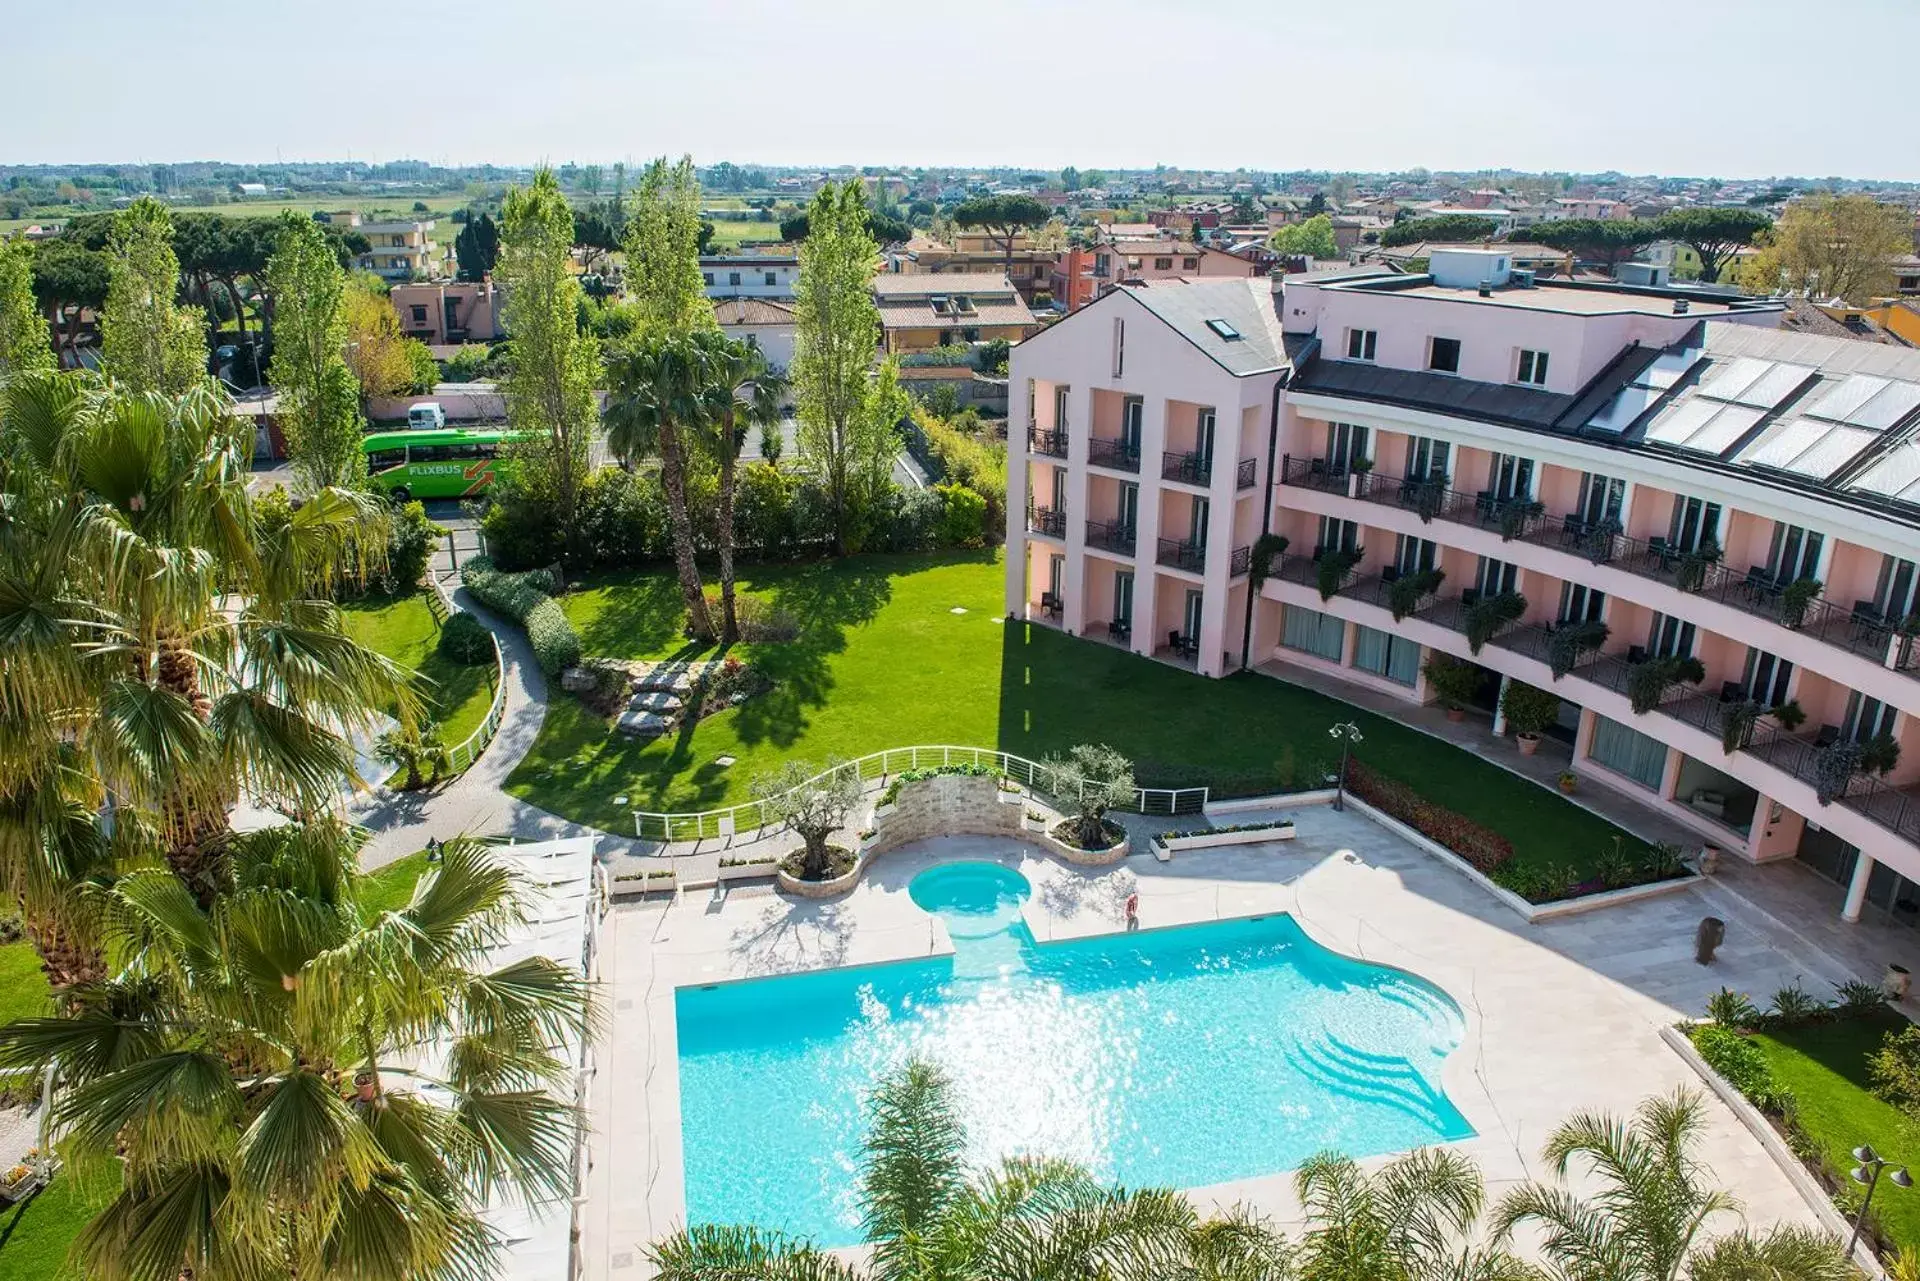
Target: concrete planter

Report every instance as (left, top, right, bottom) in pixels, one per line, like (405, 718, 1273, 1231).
(1022, 813, 1049, 833)
(1154, 824, 1296, 854)
(777, 853, 864, 899)
(1044, 827, 1131, 866)
(716, 860, 778, 884)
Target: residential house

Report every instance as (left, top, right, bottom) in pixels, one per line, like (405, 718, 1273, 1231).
(872, 272, 1041, 354)
(701, 255, 798, 300)
(714, 297, 797, 371)
(390, 279, 501, 343)
(1541, 197, 1635, 222)
(889, 231, 1061, 303)
(346, 217, 439, 282)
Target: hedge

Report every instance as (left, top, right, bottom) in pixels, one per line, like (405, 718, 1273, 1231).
(1346, 760, 1515, 873)
(460, 557, 582, 675)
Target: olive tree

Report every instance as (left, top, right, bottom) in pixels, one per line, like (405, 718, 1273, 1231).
(1042, 744, 1136, 849)
(755, 757, 863, 879)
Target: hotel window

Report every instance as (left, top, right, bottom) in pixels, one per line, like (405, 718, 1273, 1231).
(764, 272, 777, 286)
(1393, 534, 1437, 575)
(1489, 453, 1533, 501)
(1668, 496, 1722, 553)
(409, 305, 428, 324)
(729, 272, 742, 286)
(1876, 555, 1919, 622)
(1153, 257, 1173, 270)
(1317, 516, 1360, 557)
(1054, 385, 1070, 432)
(1743, 649, 1794, 707)
(1353, 624, 1421, 686)
(1112, 317, 1125, 377)
(1515, 349, 1550, 386)
(1589, 715, 1667, 790)
(1767, 523, 1824, 584)
(1428, 336, 1461, 374)
(1404, 435, 1448, 481)
(702, 272, 714, 285)
(1558, 582, 1605, 623)
(1325, 421, 1368, 471)
(1577, 473, 1625, 525)
(1844, 691, 1899, 744)
(1475, 557, 1518, 597)
(1181, 257, 1198, 270)
(1120, 397, 1143, 453)
(1648, 612, 1695, 659)
(1282, 606, 1347, 663)
(1345, 328, 1378, 361)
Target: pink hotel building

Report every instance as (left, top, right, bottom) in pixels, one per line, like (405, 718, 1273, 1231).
(1007, 250, 1920, 924)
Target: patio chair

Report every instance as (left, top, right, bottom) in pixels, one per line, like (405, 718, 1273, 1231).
(1816, 724, 1841, 748)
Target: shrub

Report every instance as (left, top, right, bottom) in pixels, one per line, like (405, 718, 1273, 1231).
(934, 482, 988, 548)
(1871, 1025, 1920, 1113)
(576, 465, 668, 567)
(1626, 654, 1705, 714)
(373, 500, 443, 595)
(1421, 653, 1483, 712)
(403, 337, 440, 395)
(1499, 680, 1561, 737)
(1547, 620, 1608, 678)
(436, 611, 494, 665)
(460, 556, 582, 676)
(1765, 983, 1831, 1026)
(1835, 979, 1888, 1015)
(1692, 1023, 1795, 1114)
(442, 345, 488, 382)
(1462, 590, 1525, 653)
(1316, 546, 1363, 600)
(1706, 987, 1759, 1029)
(1387, 568, 1444, 621)
(1345, 761, 1514, 874)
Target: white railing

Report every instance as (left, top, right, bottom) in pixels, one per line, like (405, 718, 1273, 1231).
(631, 744, 1207, 843)
(430, 571, 508, 777)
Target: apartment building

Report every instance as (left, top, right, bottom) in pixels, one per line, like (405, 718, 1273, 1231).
(873, 273, 1042, 354)
(888, 231, 1060, 303)
(390, 279, 501, 343)
(1006, 277, 1293, 678)
(352, 218, 438, 281)
(1010, 250, 1920, 924)
(701, 254, 798, 300)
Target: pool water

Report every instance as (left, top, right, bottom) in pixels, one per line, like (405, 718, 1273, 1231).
(675, 860, 1471, 1245)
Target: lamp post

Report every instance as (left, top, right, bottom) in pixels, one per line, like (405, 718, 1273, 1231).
(1849, 1143, 1911, 1255)
(1329, 722, 1363, 811)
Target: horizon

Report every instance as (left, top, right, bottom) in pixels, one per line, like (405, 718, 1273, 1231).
(7, 0, 1918, 182)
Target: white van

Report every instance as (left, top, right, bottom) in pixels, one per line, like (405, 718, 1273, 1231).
(406, 402, 446, 431)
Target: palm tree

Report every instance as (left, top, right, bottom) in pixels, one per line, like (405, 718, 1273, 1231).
(376, 719, 451, 790)
(1295, 1147, 1536, 1281)
(685, 329, 788, 644)
(0, 369, 415, 925)
(648, 1059, 1289, 1281)
(603, 332, 718, 643)
(0, 823, 592, 1281)
(1493, 1089, 1854, 1281)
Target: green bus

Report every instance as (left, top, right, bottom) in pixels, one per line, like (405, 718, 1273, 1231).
(363, 426, 524, 501)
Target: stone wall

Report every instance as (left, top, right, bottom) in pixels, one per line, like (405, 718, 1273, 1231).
(868, 774, 1022, 855)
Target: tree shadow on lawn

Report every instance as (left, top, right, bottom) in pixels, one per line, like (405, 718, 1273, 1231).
(565, 572, 690, 661)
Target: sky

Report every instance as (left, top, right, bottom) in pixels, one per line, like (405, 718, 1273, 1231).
(6, 0, 1918, 180)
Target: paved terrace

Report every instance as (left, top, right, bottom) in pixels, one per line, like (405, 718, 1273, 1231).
(578, 806, 1859, 1280)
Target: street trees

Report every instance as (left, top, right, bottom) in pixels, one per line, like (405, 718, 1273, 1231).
(99, 196, 204, 394)
(0, 237, 52, 377)
(266, 213, 365, 490)
(1654, 207, 1772, 284)
(1744, 194, 1910, 304)
(498, 168, 599, 563)
(952, 193, 1050, 277)
(792, 181, 904, 554)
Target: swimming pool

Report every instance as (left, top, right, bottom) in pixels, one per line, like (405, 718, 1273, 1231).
(675, 860, 1472, 1245)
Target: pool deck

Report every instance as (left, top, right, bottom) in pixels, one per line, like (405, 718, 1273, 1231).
(579, 804, 1842, 1278)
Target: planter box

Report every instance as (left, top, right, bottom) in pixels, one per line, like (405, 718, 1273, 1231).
(1043, 830, 1131, 866)
(1154, 824, 1296, 854)
(872, 802, 898, 820)
(1022, 815, 1049, 832)
(715, 861, 777, 884)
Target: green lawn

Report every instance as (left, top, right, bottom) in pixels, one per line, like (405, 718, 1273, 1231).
(0, 1167, 117, 1280)
(362, 851, 432, 916)
(0, 942, 50, 1030)
(510, 552, 1633, 873)
(1750, 1009, 1920, 1250)
(342, 591, 497, 762)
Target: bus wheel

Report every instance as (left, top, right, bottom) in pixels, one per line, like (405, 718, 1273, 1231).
(391, 487, 411, 503)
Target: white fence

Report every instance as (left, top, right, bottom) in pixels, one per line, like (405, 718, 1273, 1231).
(632, 744, 1208, 843)
(428, 572, 508, 776)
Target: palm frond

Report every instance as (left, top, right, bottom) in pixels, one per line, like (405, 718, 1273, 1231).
(647, 1223, 862, 1281)
(1684, 1225, 1854, 1281)
(860, 1057, 966, 1276)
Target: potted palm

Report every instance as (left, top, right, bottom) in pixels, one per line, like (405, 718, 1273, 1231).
(1499, 681, 1561, 756)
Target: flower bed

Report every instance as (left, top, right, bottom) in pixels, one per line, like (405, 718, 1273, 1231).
(1151, 820, 1296, 854)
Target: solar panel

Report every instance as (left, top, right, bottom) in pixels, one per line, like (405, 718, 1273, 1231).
(1645, 397, 1720, 446)
(1685, 404, 1764, 455)
(1586, 382, 1662, 435)
(1728, 362, 1816, 409)
(1742, 418, 1829, 469)
(1694, 356, 1772, 403)
(1641, 349, 1699, 391)
(1787, 425, 1878, 480)
(1805, 374, 1891, 422)
(1847, 381, 1920, 431)
(1851, 443, 1920, 501)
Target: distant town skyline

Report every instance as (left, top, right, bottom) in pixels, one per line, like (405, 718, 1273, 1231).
(7, 0, 1917, 181)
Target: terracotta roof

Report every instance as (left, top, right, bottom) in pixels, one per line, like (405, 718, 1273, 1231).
(712, 298, 796, 326)
(872, 272, 1019, 298)
(878, 299, 1039, 330)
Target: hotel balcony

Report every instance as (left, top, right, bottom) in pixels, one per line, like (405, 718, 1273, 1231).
(1087, 437, 1142, 474)
(1027, 506, 1066, 539)
(1085, 519, 1136, 556)
(1277, 454, 1920, 709)
(1028, 428, 1068, 459)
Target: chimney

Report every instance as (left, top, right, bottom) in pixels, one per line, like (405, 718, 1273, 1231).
(1673, 298, 1690, 315)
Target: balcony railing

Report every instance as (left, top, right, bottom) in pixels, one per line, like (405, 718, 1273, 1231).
(1278, 453, 1915, 676)
(1156, 538, 1206, 573)
(1162, 451, 1212, 485)
(1085, 520, 1136, 555)
(1230, 545, 1252, 577)
(1236, 458, 1257, 490)
(1087, 437, 1141, 473)
(1028, 429, 1068, 458)
(1027, 506, 1066, 538)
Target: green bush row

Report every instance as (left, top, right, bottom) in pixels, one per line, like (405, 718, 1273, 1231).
(460, 557, 581, 675)
(1153, 819, 1296, 843)
(877, 763, 1001, 808)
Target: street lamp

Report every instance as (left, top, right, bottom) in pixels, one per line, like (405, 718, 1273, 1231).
(1329, 722, 1363, 811)
(1849, 1143, 1911, 1255)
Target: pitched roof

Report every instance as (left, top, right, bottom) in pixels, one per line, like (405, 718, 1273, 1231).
(872, 272, 1018, 298)
(1118, 278, 1291, 377)
(712, 298, 795, 326)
